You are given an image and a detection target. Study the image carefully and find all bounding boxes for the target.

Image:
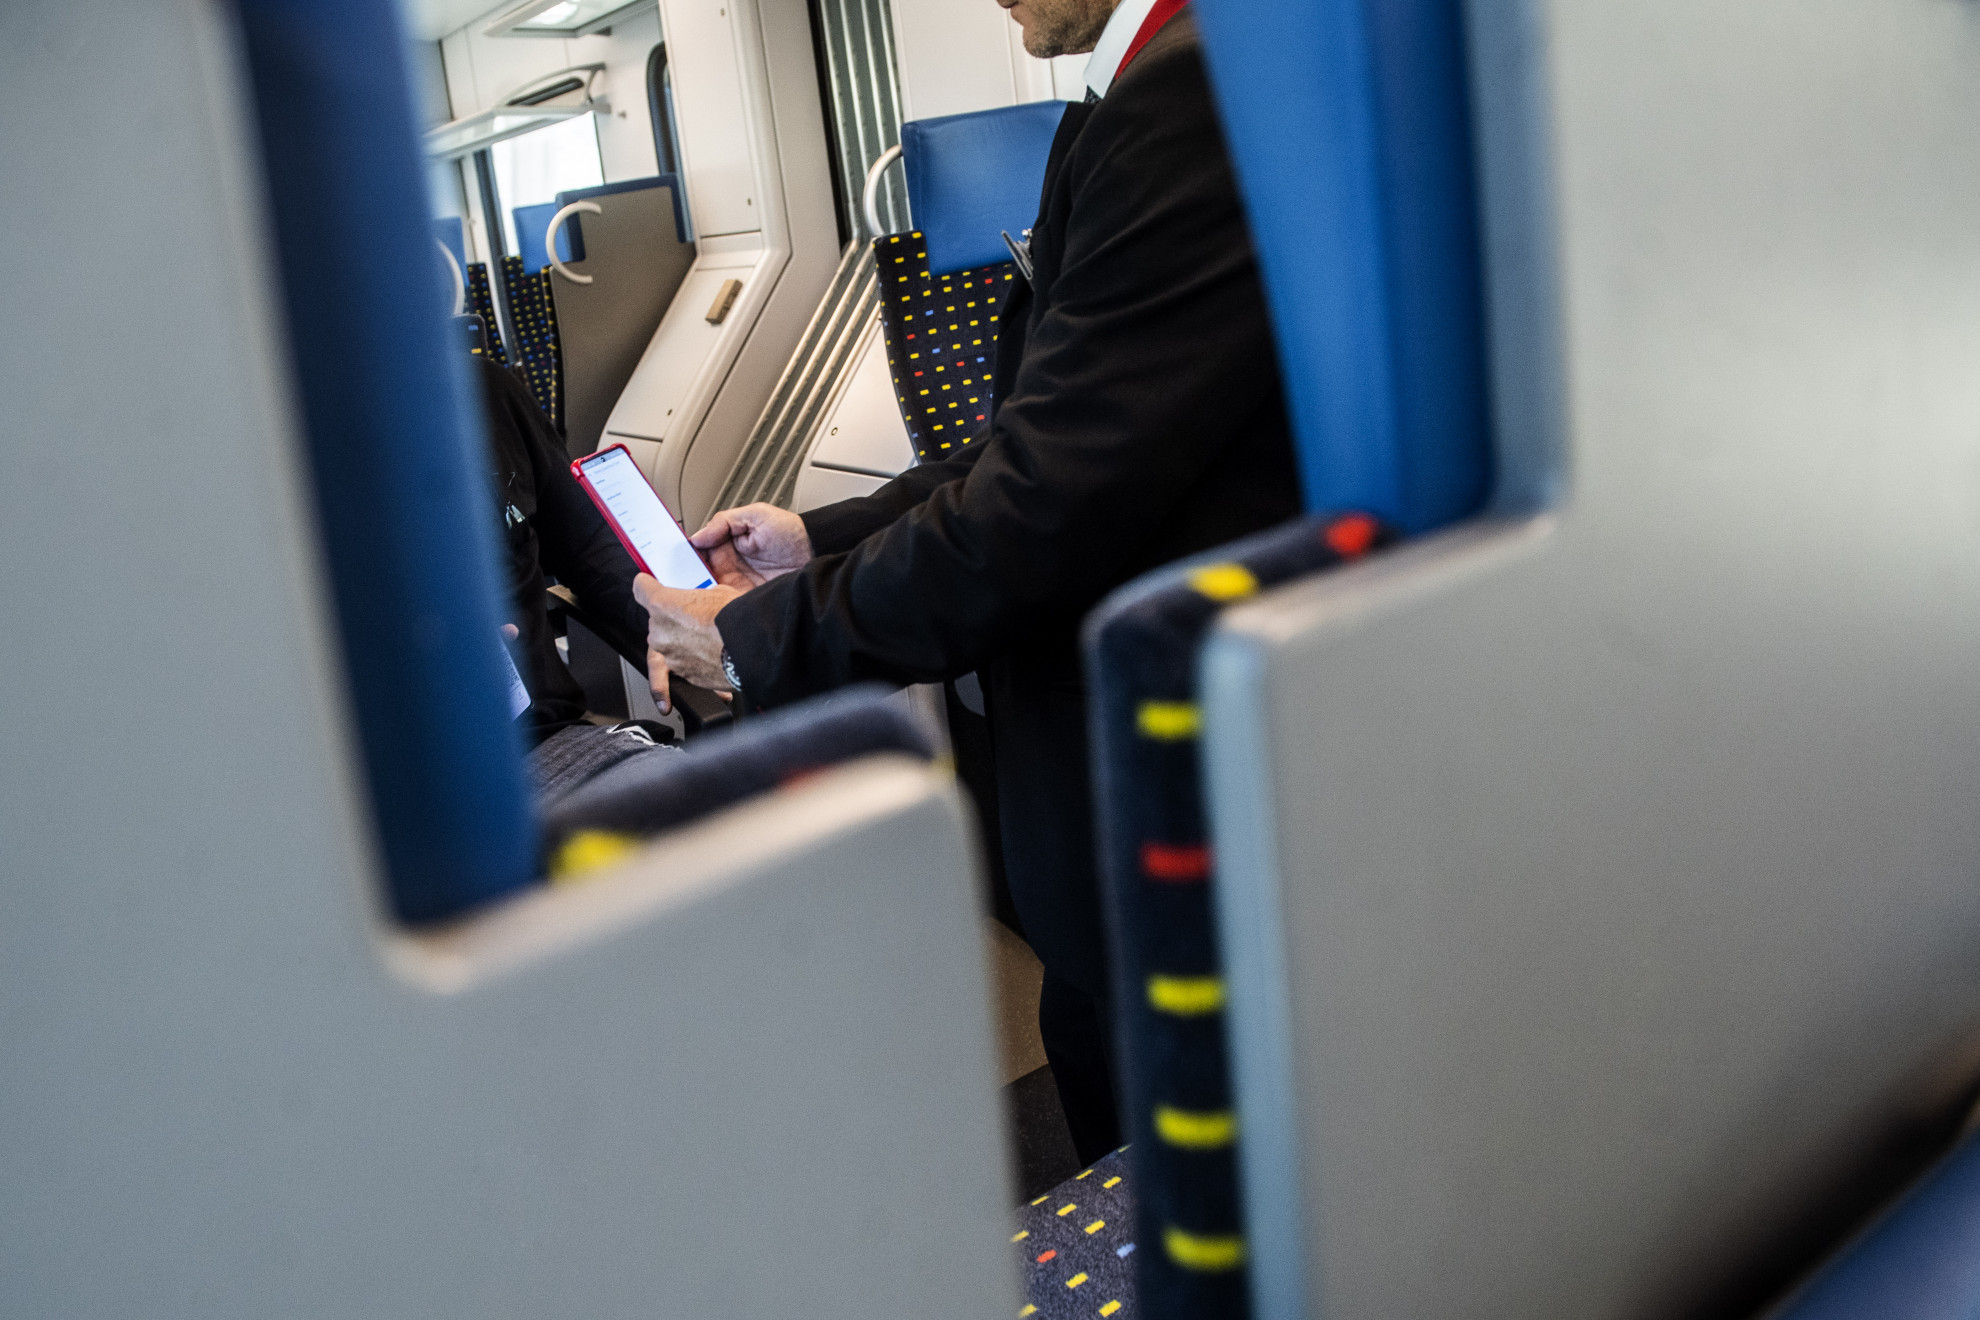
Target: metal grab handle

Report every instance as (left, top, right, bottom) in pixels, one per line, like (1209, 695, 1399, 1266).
(436, 237, 466, 315)
(861, 144, 903, 239)
(545, 200, 602, 285)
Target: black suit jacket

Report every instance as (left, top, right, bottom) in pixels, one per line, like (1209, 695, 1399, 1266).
(716, 12, 1301, 993)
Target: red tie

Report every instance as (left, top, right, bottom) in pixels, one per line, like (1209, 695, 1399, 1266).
(1119, 0, 1191, 79)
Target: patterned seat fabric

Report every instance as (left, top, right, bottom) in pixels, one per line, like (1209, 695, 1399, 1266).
(465, 262, 507, 366)
(1015, 1148, 1139, 1319)
(1083, 513, 1391, 1320)
(873, 230, 1020, 462)
(499, 253, 563, 431)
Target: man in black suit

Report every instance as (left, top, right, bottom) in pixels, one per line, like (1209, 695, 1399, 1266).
(635, 0, 1301, 1162)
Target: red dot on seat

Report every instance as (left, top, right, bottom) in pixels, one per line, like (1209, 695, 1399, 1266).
(1141, 843, 1211, 881)
(1324, 514, 1379, 557)
(1036, 1249, 1057, 1263)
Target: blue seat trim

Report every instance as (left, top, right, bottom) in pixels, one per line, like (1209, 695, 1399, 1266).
(234, 0, 539, 923)
(901, 102, 1065, 277)
(1776, 1136, 1980, 1319)
(1194, 0, 1492, 532)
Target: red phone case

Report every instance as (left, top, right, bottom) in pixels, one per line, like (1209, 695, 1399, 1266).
(569, 442, 714, 582)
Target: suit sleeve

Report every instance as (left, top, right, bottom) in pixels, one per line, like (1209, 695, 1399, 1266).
(716, 39, 1280, 703)
(798, 448, 982, 554)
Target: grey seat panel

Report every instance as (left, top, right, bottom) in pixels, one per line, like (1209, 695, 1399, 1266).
(1201, 0, 1980, 1315)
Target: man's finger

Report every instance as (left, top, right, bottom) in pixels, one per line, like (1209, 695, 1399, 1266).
(647, 648, 672, 715)
(689, 510, 737, 549)
(632, 571, 661, 610)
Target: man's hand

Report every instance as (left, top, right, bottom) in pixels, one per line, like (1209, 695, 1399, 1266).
(633, 574, 740, 714)
(690, 503, 813, 590)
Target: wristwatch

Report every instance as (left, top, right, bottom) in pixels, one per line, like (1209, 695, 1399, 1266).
(719, 646, 743, 697)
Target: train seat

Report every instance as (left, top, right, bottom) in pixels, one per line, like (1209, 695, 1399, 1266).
(1182, 0, 1980, 1317)
(865, 102, 1063, 466)
(2, 1, 1020, 1313)
(238, 0, 956, 932)
(1083, 514, 1391, 1320)
(900, 100, 1065, 277)
(1078, 0, 1492, 1312)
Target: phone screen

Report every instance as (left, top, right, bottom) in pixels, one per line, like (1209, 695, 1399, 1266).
(575, 446, 715, 590)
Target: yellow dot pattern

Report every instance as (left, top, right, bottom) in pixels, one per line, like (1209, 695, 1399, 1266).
(1136, 701, 1202, 741)
(1147, 974, 1226, 1016)
(1164, 1226, 1247, 1272)
(1154, 1105, 1237, 1150)
(1188, 562, 1260, 602)
(873, 230, 1020, 461)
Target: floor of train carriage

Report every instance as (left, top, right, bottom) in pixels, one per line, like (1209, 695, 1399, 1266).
(995, 914, 1138, 1319)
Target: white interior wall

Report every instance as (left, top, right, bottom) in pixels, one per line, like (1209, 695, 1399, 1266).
(892, 0, 1086, 121)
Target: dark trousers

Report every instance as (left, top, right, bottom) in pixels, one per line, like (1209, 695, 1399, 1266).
(1040, 973, 1122, 1165)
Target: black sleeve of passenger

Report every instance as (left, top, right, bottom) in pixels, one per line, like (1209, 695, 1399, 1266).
(798, 449, 982, 555)
(493, 368, 651, 669)
(716, 33, 1280, 703)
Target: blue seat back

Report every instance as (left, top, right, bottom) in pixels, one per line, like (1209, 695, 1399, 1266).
(1776, 1135, 1980, 1319)
(901, 101, 1066, 277)
(511, 200, 574, 275)
(1195, 0, 1492, 532)
(515, 176, 689, 276)
(235, 0, 538, 923)
(559, 174, 691, 246)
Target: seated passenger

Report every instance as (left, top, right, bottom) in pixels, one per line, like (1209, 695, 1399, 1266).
(474, 356, 678, 800)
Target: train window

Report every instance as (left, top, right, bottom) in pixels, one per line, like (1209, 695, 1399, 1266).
(487, 114, 606, 255)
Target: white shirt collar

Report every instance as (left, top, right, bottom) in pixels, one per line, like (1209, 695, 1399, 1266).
(1083, 0, 1162, 99)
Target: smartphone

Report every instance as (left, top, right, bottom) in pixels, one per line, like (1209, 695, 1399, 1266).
(570, 443, 715, 590)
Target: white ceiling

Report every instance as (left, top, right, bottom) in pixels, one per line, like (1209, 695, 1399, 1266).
(400, 0, 514, 40)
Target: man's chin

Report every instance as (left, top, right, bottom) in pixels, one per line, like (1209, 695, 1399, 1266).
(1020, 28, 1068, 59)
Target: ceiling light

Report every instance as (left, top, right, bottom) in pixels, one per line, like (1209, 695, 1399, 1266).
(483, 0, 650, 38)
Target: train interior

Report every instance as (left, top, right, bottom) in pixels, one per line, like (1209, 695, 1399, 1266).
(8, 0, 1980, 1316)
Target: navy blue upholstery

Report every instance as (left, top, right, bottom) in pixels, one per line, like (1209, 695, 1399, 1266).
(539, 687, 934, 865)
(1194, 0, 1492, 532)
(1775, 1135, 1980, 1318)
(234, 0, 538, 923)
(901, 102, 1066, 277)
(1085, 515, 1387, 1320)
(1075, 2, 1495, 1311)
(500, 255, 563, 430)
(872, 231, 1021, 461)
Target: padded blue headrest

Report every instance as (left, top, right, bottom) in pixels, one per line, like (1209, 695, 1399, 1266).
(235, 0, 538, 922)
(512, 200, 573, 274)
(1194, 0, 1492, 533)
(902, 101, 1066, 276)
